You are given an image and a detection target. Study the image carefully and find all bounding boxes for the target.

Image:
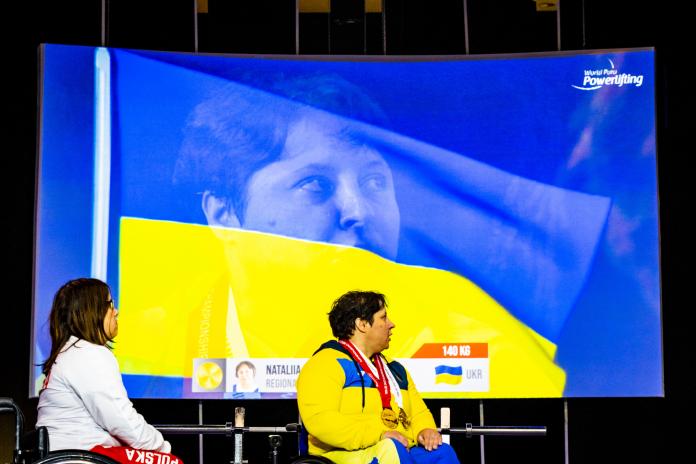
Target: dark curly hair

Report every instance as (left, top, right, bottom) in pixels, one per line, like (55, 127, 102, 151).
(328, 291, 387, 340)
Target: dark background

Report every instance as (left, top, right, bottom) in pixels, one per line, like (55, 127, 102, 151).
(2, 1, 691, 463)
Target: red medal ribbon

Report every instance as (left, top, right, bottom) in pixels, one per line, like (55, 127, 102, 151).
(338, 339, 392, 410)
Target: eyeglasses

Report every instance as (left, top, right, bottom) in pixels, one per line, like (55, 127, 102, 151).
(106, 299, 115, 310)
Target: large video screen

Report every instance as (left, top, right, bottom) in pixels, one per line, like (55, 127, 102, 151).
(32, 44, 661, 399)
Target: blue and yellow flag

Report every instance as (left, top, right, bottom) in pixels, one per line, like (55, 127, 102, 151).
(115, 217, 566, 398)
(434, 366, 463, 385)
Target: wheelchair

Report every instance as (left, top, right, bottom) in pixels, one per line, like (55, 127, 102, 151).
(1, 397, 119, 464)
(2, 396, 323, 464)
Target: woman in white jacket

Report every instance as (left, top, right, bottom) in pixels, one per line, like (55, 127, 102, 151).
(37, 278, 171, 454)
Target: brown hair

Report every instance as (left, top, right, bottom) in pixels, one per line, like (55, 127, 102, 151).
(41, 278, 114, 375)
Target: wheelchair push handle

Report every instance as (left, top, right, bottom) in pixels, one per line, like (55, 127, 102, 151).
(0, 397, 26, 457)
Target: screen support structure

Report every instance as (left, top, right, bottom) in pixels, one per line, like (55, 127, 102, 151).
(193, 0, 199, 53)
(100, 0, 106, 46)
(564, 400, 570, 464)
(479, 400, 485, 464)
(462, 0, 470, 54)
(198, 400, 204, 464)
(294, 0, 299, 55)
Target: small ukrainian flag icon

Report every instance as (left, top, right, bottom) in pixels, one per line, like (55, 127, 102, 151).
(434, 365, 463, 385)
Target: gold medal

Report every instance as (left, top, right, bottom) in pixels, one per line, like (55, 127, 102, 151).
(398, 408, 410, 429)
(381, 408, 398, 429)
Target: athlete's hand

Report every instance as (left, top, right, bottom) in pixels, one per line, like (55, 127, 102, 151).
(417, 428, 442, 451)
(382, 430, 409, 448)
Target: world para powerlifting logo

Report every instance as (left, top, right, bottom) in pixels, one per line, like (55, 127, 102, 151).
(572, 58, 644, 91)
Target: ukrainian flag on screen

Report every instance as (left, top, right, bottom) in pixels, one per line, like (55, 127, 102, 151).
(115, 217, 568, 398)
(435, 366, 463, 385)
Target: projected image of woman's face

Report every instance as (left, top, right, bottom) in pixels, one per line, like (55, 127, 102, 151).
(240, 116, 401, 260)
(236, 364, 255, 387)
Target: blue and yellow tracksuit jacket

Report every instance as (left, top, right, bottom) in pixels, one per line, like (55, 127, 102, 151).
(297, 341, 437, 459)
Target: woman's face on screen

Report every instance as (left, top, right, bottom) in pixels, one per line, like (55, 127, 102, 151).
(236, 364, 255, 386)
(240, 115, 401, 260)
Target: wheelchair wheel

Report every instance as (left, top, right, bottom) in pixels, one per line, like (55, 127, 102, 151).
(32, 450, 120, 464)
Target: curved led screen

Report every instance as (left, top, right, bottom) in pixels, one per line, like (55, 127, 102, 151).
(32, 44, 661, 398)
